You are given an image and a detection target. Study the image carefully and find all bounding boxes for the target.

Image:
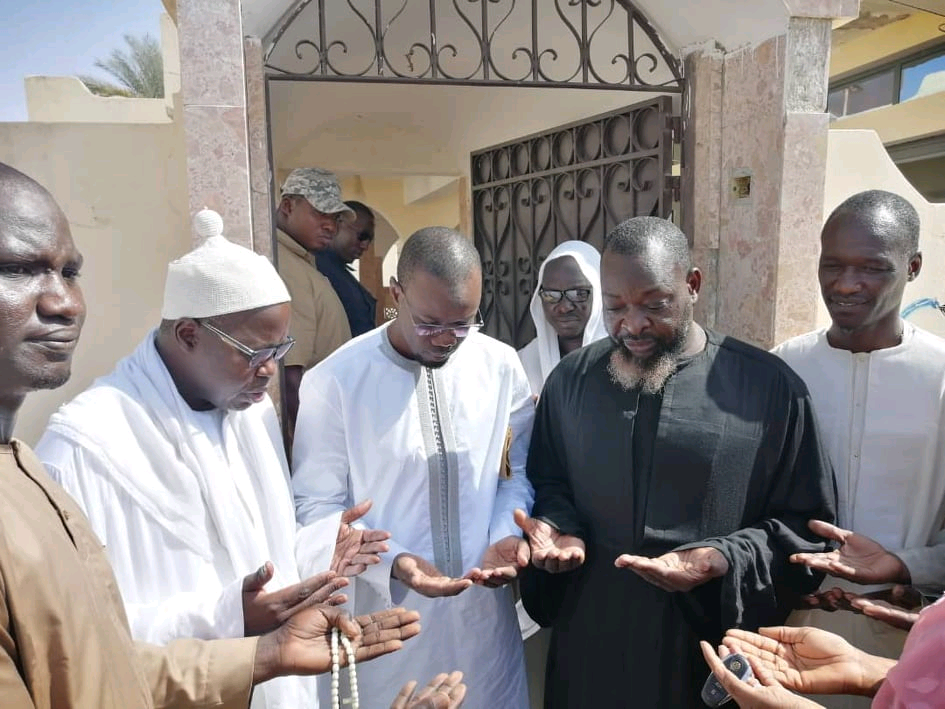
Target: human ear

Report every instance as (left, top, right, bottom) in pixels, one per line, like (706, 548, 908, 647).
(686, 267, 702, 301)
(175, 319, 200, 352)
(908, 252, 923, 281)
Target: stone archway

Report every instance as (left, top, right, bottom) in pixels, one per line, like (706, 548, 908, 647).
(260, 0, 685, 348)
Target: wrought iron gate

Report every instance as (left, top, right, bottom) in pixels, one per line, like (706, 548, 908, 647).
(472, 96, 678, 348)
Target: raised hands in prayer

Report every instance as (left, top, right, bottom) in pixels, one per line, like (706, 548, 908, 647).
(392, 553, 474, 598)
(253, 605, 421, 683)
(333, 499, 392, 576)
(466, 535, 530, 588)
(699, 640, 825, 709)
(714, 625, 895, 699)
(799, 584, 923, 631)
(615, 546, 729, 592)
(242, 562, 349, 635)
(514, 508, 585, 573)
(847, 585, 923, 631)
(790, 520, 910, 585)
(390, 671, 467, 708)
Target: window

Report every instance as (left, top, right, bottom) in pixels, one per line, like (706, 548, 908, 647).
(828, 70, 896, 118)
(828, 43, 945, 119)
(900, 52, 945, 102)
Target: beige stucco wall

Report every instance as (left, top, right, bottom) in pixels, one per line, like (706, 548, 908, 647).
(25, 76, 171, 123)
(339, 175, 461, 244)
(0, 118, 189, 445)
(831, 91, 945, 145)
(830, 12, 945, 78)
(823, 129, 945, 337)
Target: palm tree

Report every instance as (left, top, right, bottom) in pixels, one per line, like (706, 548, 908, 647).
(80, 33, 164, 98)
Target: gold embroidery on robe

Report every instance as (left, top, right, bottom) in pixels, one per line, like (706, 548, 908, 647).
(500, 426, 513, 479)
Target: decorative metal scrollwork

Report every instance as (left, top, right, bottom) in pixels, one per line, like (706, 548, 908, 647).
(473, 97, 675, 347)
(264, 0, 682, 92)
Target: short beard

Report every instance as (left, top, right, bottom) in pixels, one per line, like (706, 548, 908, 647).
(29, 368, 72, 391)
(607, 320, 690, 395)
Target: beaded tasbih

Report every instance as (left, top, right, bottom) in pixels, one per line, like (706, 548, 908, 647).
(330, 627, 359, 709)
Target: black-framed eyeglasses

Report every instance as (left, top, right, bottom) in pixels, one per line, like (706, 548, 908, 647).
(199, 321, 296, 369)
(538, 287, 591, 305)
(393, 280, 484, 338)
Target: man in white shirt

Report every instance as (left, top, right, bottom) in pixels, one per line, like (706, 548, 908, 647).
(774, 190, 945, 709)
(293, 226, 535, 709)
(37, 210, 389, 709)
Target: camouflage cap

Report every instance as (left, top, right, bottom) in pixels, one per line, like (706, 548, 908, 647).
(280, 167, 355, 221)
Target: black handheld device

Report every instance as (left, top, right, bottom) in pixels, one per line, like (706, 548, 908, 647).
(701, 652, 754, 707)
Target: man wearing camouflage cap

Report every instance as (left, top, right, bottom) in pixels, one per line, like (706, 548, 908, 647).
(277, 167, 353, 447)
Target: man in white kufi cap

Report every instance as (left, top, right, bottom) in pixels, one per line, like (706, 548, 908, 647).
(36, 211, 390, 709)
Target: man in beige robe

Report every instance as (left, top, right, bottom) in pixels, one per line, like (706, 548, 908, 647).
(0, 161, 426, 709)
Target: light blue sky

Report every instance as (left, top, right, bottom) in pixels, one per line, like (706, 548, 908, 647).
(0, 0, 164, 122)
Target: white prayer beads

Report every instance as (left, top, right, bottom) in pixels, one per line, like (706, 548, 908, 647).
(330, 627, 359, 709)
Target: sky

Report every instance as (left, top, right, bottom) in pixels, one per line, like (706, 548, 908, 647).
(0, 0, 165, 122)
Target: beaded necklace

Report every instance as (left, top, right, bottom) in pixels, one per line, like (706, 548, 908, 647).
(330, 627, 359, 709)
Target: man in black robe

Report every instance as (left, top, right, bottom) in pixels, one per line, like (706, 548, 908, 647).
(517, 216, 838, 708)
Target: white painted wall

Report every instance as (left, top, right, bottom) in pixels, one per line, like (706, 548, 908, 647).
(0, 118, 190, 445)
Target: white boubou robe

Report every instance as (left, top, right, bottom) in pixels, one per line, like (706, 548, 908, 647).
(775, 323, 945, 709)
(37, 332, 337, 709)
(293, 325, 535, 709)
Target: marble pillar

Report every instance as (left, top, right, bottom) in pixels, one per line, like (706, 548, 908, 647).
(682, 45, 723, 331)
(177, 0, 253, 248)
(244, 36, 274, 260)
(682, 8, 842, 348)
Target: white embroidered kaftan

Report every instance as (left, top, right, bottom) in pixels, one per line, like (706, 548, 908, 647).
(293, 325, 535, 709)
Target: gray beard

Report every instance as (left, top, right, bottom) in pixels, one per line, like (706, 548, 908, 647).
(606, 316, 690, 395)
(607, 346, 679, 395)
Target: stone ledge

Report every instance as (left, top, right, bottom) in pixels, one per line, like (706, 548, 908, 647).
(783, 0, 859, 19)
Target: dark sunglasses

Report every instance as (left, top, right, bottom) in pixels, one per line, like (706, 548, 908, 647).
(538, 287, 591, 305)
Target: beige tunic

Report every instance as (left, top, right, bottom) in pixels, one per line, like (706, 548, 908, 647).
(276, 230, 351, 370)
(0, 440, 256, 709)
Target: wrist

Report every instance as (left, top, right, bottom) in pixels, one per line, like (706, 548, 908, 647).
(855, 651, 896, 697)
(391, 552, 408, 582)
(892, 554, 911, 585)
(252, 632, 283, 685)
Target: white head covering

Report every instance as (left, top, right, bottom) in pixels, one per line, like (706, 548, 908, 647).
(522, 240, 608, 391)
(161, 209, 291, 319)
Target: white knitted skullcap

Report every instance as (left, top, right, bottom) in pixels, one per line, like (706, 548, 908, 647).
(161, 209, 291, 320)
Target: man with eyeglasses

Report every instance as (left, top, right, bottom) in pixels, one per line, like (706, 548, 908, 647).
(316, 200, 379, 337)
(293, 226, 536, 708)
(36, 210, 390, 709)
(519, 240, 609, 397)
(276, 167, 353, 450)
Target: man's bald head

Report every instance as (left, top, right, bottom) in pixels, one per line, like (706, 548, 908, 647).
(0, 162, 68, 237)
(602, 216, 692, 275)
(823, 190, 920, 257)
(396, 226, 482, 294)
